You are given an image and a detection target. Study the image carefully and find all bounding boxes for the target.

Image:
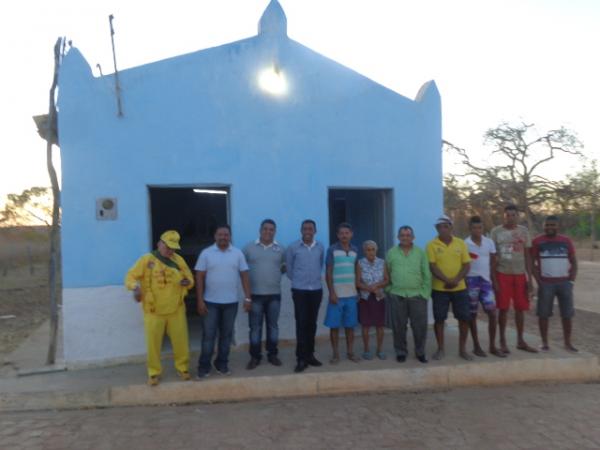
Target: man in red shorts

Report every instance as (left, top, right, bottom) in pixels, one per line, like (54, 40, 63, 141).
(490, 205, 537, 354)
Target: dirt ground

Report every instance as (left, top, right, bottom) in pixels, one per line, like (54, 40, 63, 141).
(0, 227, 598, 358)
(0, 228, 52, 356)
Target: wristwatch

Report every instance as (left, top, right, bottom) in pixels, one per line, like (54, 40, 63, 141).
(244, 298, 252, 303)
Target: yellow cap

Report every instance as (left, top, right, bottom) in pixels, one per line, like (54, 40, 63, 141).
(160, 230, 181, 250)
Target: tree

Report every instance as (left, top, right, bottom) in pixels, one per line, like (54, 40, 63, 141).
(444, 122, 583, 232)
(0, 187, 52, 226)
(559, 160, 600, 246)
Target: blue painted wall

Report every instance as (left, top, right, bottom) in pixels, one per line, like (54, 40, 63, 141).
(57, 2, 442, 288)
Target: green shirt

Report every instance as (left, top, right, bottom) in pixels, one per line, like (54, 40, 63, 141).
(385, 245, 431, 299)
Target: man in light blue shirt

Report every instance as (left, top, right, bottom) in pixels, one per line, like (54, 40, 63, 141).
(195, 225, 251, 378)
(285, 219, 325, 373)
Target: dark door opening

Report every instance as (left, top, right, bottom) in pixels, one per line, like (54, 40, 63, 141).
(149, 186, 230, 313)
(328, 188, 393, 258)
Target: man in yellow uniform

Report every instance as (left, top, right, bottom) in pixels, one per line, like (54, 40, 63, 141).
(125, 230, 194, 386)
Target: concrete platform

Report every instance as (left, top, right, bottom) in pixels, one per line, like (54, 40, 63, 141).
(1, 324, 598, 412)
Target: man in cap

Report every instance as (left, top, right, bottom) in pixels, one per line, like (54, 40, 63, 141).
(426, 214, 472, 361)
(125, 230, 194, 386)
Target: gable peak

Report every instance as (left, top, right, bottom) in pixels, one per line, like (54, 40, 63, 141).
(258, 0, 287, 37)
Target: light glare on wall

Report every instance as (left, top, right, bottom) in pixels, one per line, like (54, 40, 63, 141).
(258, 65, 287, 96)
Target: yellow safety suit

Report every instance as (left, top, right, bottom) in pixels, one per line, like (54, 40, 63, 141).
(125, 252, 194, 377)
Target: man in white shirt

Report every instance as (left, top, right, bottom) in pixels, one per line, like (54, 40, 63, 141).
(464, 216, 505, 358)
(195, 225, 252, 378)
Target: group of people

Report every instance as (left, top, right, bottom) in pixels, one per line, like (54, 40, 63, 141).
(125, 205, 578, 386)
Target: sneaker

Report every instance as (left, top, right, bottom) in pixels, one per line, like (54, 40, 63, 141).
(376, 352, 387, 360)
(177, 371, 191, 381)
(246, 358, 260, 370)
(214, 364, 232, 376)
(147, 375, 160, 386)
(267, 355, 283, 366)
(417, 355, 428, 364)
(196, 370, 210, 380)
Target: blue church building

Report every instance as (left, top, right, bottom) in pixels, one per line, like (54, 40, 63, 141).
(58, 0, 442, 365)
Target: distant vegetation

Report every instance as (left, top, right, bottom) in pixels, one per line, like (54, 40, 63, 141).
(444, 122, 599, 243)
(0, 187, 53, 227)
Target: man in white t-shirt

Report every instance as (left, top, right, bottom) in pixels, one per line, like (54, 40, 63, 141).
(195, 225, 252, 378)
(465, 216, 505, 358)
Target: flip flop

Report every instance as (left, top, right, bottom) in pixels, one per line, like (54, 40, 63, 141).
(459, 351, 474, 361)
(473, 348, 487, 358)
(516, 344, 539, 353)
(347, 353, 360, 363)
(490, 349, 507, 358)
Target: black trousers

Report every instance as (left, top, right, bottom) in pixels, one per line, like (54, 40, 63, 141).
(291, 289, 322, 361)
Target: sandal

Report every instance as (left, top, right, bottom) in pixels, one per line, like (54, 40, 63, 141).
(362, 351, 373, 360)
(347, 353, 360, 363)
(473, 348, 487, 358)
(329, 356, 340, 365)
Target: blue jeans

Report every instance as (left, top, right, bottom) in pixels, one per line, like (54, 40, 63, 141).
(197, 301, 238, 373)
(248, 294, 281, 360)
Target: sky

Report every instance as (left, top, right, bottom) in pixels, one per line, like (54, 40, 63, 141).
(1, 0, 599, 203)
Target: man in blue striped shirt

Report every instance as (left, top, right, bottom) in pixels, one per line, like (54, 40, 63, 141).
(325, 222, 360, 364)
(285, 219, 325, 373)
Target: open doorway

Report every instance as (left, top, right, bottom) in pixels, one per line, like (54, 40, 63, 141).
(149, 185, 230, 308)
(328, 188, 393, 257)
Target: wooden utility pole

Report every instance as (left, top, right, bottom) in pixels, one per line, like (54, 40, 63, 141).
(45, 37, 63, 365)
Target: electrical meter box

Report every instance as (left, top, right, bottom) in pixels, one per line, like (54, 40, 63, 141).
(96, 197, 118, 220)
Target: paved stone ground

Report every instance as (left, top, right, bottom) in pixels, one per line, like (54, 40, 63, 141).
(523, 308, 600, 355)
(1, 382, 600, 449)
(475, 307, 600, 357)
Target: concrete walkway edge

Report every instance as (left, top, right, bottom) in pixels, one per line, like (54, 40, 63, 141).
(1, 354, 598, 412)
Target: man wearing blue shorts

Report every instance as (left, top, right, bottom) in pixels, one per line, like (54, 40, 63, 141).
(465, 216, 505, 358)
(325, 222, 360, 364)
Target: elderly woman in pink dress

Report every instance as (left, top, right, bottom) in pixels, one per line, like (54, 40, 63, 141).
(356, 240, 389, 360)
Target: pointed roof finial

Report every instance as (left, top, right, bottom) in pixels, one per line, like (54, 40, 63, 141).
(258, 0, 287, 37)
